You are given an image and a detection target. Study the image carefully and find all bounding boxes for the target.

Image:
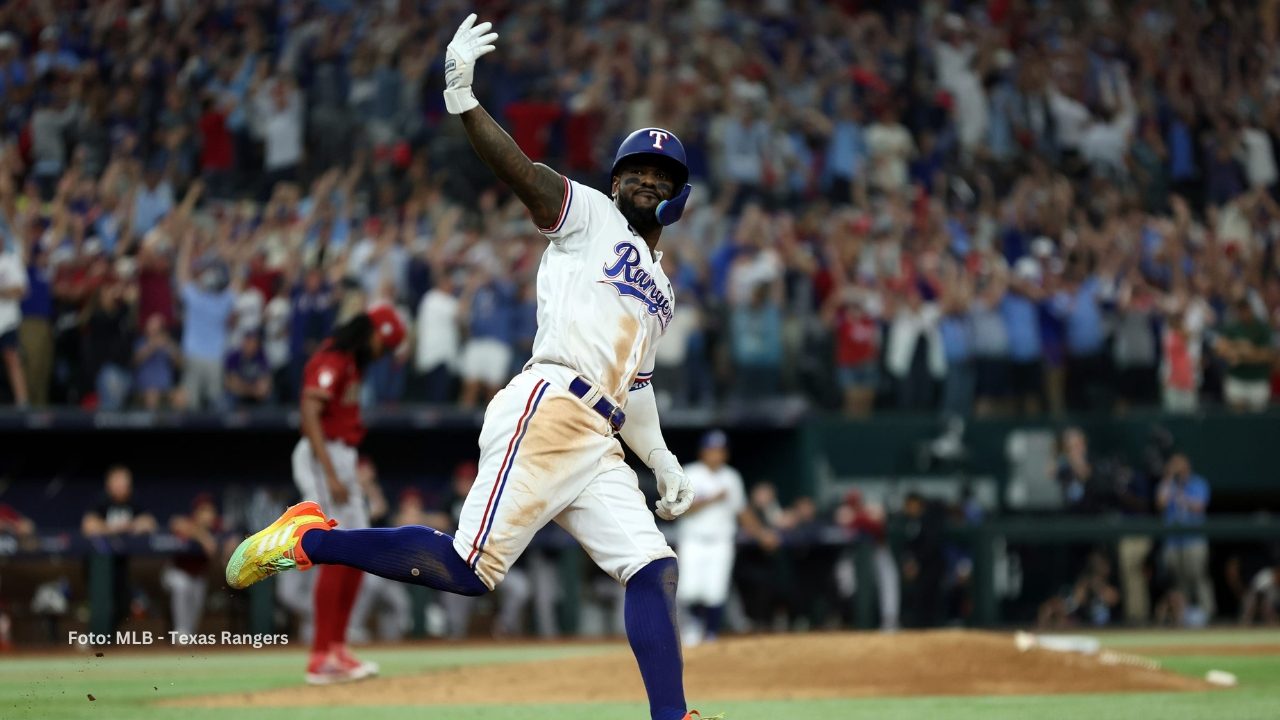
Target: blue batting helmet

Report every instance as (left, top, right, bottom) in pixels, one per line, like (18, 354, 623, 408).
(611, 127, 689, 188)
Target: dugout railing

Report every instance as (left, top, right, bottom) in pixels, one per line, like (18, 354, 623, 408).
(914, 516, 1280, 628)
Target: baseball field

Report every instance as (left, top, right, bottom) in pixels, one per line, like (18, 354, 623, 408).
(4, 628, 1279, 720)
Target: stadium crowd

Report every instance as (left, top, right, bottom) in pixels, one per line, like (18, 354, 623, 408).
(0, 0, 1277, 416)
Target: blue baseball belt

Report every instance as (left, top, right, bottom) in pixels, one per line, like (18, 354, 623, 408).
(568, 377, 626, 433)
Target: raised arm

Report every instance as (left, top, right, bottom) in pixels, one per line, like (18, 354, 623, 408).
(176, 226, 196, 288)
(175, 178, 204, 226)
(458, 108, 565, 228)
(444, 14, 566, 229)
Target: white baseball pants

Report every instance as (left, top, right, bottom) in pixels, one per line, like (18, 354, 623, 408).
(676, 538, 736, 606)
(452, 368, 675, 590)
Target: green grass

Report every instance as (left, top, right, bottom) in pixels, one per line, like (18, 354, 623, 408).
(3, 632, 1279, 720)
(1093, 628, 1280, 648)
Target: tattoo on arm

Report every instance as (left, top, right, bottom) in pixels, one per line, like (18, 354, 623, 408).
(459, 106, 565, 228)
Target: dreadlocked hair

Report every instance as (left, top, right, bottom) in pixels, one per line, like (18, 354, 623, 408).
(329, 313, 375, 371)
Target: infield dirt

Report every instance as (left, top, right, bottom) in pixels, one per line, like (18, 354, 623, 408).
(170, 630, 1213, 708)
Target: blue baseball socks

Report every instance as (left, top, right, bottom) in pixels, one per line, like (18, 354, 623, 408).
(625, 557, 688, 720)
(302, 530, 688, 718)
(300, 526, 488, 596)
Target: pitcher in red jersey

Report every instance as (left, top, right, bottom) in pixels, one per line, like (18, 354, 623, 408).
(292, 304, 405, 685)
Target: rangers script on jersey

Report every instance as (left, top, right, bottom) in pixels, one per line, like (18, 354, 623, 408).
(526, 176, 675, 402)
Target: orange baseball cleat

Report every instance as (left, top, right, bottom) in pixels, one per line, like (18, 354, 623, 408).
(225, 501, 337, 590)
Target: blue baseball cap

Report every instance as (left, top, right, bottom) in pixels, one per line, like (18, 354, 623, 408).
(701, 430, 728, 450)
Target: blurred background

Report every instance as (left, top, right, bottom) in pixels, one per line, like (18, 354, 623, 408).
(0, 0, 1279, 648)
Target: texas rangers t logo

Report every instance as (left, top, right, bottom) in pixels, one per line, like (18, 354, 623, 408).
(600, 242, 674, 329)
(649, 130, 668, 149)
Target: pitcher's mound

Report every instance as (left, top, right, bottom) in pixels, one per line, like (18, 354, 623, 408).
(171, 630, 1211, 708)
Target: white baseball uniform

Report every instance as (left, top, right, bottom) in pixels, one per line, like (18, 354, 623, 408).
(450, 176, 678, 590)
(674, 462, 746, 605)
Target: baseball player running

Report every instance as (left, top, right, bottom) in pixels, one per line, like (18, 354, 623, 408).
(291, 305, 406, 684)
(228, 13, 712, 720)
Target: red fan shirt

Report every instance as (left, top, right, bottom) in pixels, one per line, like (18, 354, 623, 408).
(836, 310, 879, 367)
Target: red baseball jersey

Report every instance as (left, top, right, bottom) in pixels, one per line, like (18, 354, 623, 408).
(302, 341, 365, 446)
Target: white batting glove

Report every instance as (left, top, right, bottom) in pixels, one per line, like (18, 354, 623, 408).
(649, 449, 694, 521)
(443, 13, 498, 115)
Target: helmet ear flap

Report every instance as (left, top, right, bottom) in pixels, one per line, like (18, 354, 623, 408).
(656, 184, 693, 226)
